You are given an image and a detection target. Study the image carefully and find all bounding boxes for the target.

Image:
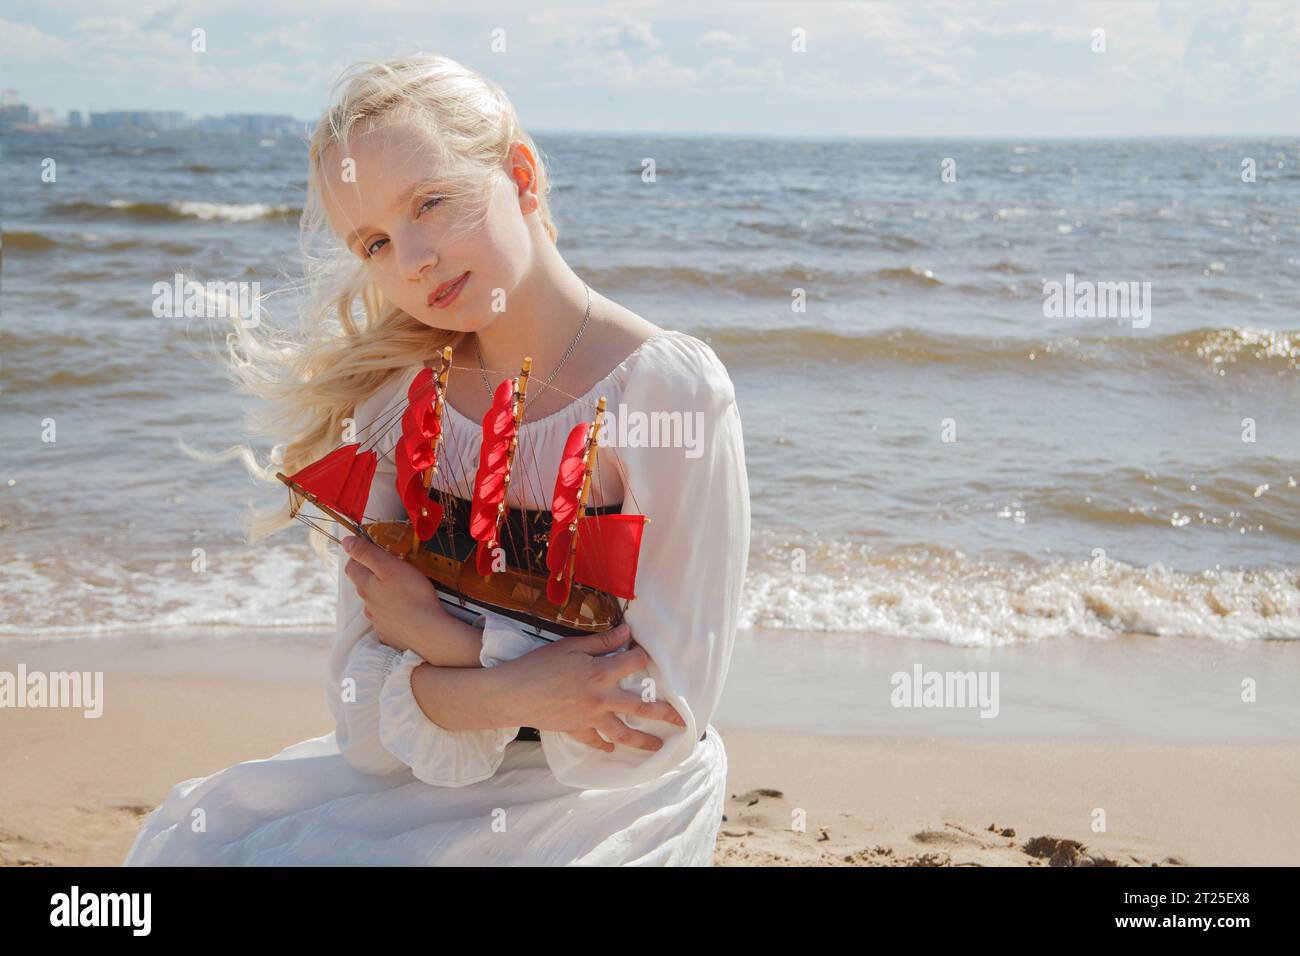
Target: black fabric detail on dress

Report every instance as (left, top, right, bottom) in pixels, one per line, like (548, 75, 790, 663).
(421, 492, 624, 576)
(512, 726, 707, 743)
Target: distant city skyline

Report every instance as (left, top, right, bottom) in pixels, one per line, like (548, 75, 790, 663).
(0, 97, 303, 134)
(3, 1, 1299, 138)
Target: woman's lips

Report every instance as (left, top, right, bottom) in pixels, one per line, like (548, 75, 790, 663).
(428, 272, 469, 308)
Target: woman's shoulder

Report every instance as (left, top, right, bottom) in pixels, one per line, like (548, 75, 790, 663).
(624, 327, 737, 413)
(597, 294, 734, 408)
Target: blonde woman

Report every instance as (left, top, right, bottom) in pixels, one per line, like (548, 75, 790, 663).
(123, 54, 750, 866)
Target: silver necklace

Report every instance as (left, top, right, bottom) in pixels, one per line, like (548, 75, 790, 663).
(476, 281, 592, 412)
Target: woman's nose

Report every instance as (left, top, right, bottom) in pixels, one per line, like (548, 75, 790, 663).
(397, 232, 438, 282)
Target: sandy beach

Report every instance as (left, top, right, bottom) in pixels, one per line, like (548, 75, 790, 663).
(2, 628, 1297, 867)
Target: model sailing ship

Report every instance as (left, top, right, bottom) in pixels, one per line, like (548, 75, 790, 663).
(275, 346, 648, 641)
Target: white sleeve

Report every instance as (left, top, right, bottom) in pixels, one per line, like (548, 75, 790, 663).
(375, 641, 519, 787)
(539, 334, 751, 790)
(325, 371, 516, 786)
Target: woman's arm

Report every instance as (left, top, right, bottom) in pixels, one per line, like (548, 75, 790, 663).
(368, 624, 678, 787)
(329, 373, 518, 784)
(344, 534, 687, 746)
(407, 659, 503, 730)
(534, 334, 750, 790)
(342, 534, 483, 667)
(401, 598, 485, 668)
(408, 625, 686, 743)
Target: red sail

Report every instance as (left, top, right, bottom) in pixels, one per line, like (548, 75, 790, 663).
(284, 443, 376, 526)
(394, 366, 446, 540)
(470, 376, 518, 575)
(407, 365, 433, 399)
(548, 512, 646, 604)
(395, 451, 444, 539)
(545, 423, 592, 604)
(571, 513, 645, 600)
(548, 423, 590, 530)
(401, 408, 438, 469)
(400, 367, 440, 469)
(544, 422, 643, 604)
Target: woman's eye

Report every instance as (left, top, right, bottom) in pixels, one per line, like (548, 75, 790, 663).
(361, 196, 442, 258)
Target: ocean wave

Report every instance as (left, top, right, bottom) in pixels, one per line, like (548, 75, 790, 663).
(739, 219, 924, 251)
(5, 537, 1293, 645)
(699, 324, 1300, 375)
(4, 367, 153, 394)
(589, 262, 944, 297)
(4, 230, 60, 252)
(51, 199, 301, 222)
(0, 543, 336, 639)
(3, 230, 204, 257)
(1006, 469, 1300, 540)
(99, 237, 203, 255)
(874, 265, 942, 287)
(739, 538, 1300, 645)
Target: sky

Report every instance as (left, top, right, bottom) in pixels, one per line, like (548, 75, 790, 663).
(2, 0, 1298, 138)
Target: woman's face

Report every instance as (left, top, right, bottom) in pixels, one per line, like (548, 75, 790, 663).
(319, 121, 537, 334)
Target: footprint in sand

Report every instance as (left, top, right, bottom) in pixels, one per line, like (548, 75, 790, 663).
(725, 788, 786, 831)
(911, 825, 988, 850)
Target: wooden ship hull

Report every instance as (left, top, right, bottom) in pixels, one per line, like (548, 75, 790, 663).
(364, 518, 623, 640)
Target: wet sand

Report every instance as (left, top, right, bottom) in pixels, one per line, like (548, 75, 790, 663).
(2, 628, 1298, 866)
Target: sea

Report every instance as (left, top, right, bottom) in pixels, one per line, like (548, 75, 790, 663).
(2, 128, 1298, 646)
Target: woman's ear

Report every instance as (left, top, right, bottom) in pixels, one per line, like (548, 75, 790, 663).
(510, 142, 539, 201)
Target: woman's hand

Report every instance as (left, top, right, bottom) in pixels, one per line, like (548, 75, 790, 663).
(342, 534, 447, 658)
(495, 623, 688, 753)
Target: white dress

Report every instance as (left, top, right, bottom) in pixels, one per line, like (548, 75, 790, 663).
(123, 330, 751, 866)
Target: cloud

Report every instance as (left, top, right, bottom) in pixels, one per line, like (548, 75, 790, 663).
(554, 49, 698, 89)
(251, 22, 322, 55)
(554, 18, 663, 54)
(141, 3, 192, 33)
(0, 18, 70, 60)
(698, 29, 749, 53)
(701, 56, 783, 88)
(4, 0, 1298, 135)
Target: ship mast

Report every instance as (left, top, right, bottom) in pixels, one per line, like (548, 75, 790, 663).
(472, 357, 532, 575)
(409, 345, 453, 557)
(555, 397, 605, 602)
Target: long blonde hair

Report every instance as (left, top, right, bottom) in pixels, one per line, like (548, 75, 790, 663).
(215, 53, 560, 565)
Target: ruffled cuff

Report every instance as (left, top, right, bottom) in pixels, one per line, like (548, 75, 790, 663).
(334, 636, 410, 776)
(377, 649, 518, 788)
